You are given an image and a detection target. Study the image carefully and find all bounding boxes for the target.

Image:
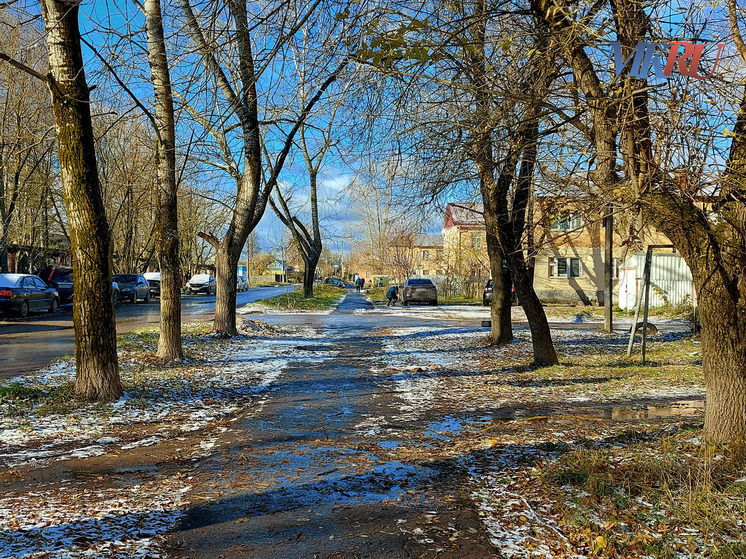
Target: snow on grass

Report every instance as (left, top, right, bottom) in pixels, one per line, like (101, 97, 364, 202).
(0, 475, 191, 558)
(0, 323, 322, 470)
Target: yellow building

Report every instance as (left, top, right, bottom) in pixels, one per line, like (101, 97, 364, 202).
(442, 200, 672, 305)
(442, 203, 490, 297)
(411, 234, 445, 277)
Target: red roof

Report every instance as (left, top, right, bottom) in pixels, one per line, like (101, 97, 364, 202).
(443, 202, 484, 230)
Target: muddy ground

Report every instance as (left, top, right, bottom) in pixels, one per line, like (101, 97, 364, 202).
(0, 293, 709, 558)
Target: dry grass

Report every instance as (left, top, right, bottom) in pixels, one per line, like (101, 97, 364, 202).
(541, 431, 746, 557)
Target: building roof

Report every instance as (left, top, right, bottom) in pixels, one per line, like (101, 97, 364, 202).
(443, 202, 484, 230)
(414, 233, 443, 248)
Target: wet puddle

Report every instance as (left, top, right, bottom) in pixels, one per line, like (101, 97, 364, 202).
(486, 399, 705, 424)
(602, 399, 705, 420)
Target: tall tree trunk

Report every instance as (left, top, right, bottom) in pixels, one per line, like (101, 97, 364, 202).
(466, 0, 512, 343)
(697, 284, 746, 442)
(40, 0, 121, 400)
(144, 0, 183, 361)
(0, 165, 6, 273)
(485, 207, 513, 343)
(302, 252, 320, 298)
(507, 118, 558, 366)
(213, 244, 239, 335)
(534, 0, 746, 439)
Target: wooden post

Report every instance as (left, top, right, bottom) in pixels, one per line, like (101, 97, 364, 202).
(641, 246, 653, 365)
(603, 204, 613, 332)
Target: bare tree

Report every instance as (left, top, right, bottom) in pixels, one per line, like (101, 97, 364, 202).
(0, 14, 55, 273)
(176, 0, 350, 334)
(533, 0, 746, 442)
(141, 0, 183, 360)
(0, 0, 121, 400)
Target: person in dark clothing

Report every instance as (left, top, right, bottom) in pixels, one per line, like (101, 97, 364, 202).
(386, 285, 399, 306)
(355, 277, 362, 293)
(360, 277, 365, 292)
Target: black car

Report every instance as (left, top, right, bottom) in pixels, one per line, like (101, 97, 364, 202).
(0, 273, 59, 317)
(113, 274, 151, 303)
(483, 279, 493, 306)
(323, 277, 355, 289)
(483, 279, 517, 306)
(42, 266, 121, 307)
(42, 266, 74, 304)
(402, 278, 438, 306)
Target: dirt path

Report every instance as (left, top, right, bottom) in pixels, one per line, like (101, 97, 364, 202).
(168, 293, 497, 558)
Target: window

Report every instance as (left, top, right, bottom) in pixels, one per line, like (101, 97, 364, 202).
(34, 278, 48, 289)
(549, 257, 582, 278)
(471, 233, 482, 248)
(550, 213, 583, 231)
(422, 250, 430, 261)
(436, 251, 443, 261)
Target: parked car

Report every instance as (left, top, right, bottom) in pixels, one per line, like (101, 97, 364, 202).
(41, 266, 121, 307)
(483, 279, 517, 306)
(143, 272, 161, 298)
(402, 278, 438, 306)
(113, 274, 151, 303)
(186, 273, 216, 295)
(0, 273, 59, 317)
(323, 277, 355, 289)
(42, 266, 74, 304)
(483, 279, 493, 306)
(237, 275, 248, 292)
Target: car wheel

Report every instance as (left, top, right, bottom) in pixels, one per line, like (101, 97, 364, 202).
(19, 300, 29, 318)
(131, 292, 137, 304)
(145, 290, 150, 303)
(49, 297, 58, 314)
(403, 301, 408, 306)
(113, 291, 119, 307)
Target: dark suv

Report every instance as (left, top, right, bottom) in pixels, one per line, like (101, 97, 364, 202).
(402, 278, 438, 306)
(483, 279, 517, 306)
(483, 279, 493, 306)
(42, 266, 74, 304)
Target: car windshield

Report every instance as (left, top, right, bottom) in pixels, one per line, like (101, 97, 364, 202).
(0, 274, 24, 288)
(114, 274, 138, 283)
(190, 274, 210, 282)
(406, 279, 434, 286)
(52, 268, 73, 282)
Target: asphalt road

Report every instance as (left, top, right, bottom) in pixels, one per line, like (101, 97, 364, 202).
(0, 284, 295, 379)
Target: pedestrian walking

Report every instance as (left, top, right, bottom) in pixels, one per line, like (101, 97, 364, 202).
(355, 277, 362, 293)
(386, 285, 399, 306)
(360, 277, 365, 293)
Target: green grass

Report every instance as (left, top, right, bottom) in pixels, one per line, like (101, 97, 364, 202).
(256, 284, 347, 310)
(0, 383, 44, 402)
(0, 381, 82, 415)
(366, 287, 388, 303)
